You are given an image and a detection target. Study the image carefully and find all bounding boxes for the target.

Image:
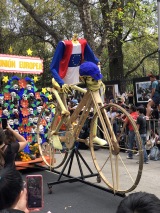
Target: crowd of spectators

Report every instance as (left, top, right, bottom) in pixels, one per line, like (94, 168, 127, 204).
(108, 95, 160, 164)
(68, 91, 160, 164)
(0, 92, 159, 212)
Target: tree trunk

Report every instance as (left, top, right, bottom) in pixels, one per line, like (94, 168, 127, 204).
(108, 37, 125, 92)
(77, 0, 96, 51)
(108, 39, 124, 80)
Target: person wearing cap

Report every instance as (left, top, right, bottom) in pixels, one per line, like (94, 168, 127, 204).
(79, 61, 103, 91)
(79, 61, 107, 146)
(146, 73, 160, 120)
(68, 99, 79, 115)
(71, 99, 78, 105)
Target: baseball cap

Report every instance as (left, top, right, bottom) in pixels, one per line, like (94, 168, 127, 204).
(79, 62, 103, 81)
(71, 99, 78, 105)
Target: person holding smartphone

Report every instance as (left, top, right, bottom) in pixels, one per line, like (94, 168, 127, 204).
(0, 121, 28, 169)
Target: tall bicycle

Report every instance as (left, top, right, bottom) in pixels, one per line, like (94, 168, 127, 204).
(37, 77, 143, 194)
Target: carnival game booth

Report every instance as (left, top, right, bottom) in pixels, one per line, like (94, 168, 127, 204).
(0, 54, 53, 170)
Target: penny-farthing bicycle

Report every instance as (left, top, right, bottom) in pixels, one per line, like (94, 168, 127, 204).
(37, 76, 143, 194)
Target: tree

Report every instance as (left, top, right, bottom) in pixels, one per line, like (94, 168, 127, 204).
(0, 0, 158, 88)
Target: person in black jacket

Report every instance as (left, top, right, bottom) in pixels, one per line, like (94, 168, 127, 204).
(0, 124, 28, 169)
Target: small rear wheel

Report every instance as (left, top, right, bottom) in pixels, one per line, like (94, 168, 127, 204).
(37, 102, 68, 169)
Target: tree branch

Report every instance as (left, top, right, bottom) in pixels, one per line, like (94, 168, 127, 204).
(123, 10, 136, 42)
(124, 35, 146, 42)
(18, 0, 60, 43)
(125, 49, 158, 78)
(68, 0, 79, 6)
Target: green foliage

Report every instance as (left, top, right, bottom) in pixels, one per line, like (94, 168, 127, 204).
(0, 0, 159, 89)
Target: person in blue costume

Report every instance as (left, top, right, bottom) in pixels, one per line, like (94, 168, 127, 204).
(50, 34, 99, 86)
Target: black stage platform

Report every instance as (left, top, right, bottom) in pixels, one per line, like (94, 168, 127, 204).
(21, 168, 123, 213)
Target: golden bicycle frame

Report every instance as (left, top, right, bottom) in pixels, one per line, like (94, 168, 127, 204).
(37, 84, 143, 194)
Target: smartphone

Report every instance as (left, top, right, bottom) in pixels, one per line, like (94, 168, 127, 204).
(2, 118, 7, 129)
(26, 175, 43, 210)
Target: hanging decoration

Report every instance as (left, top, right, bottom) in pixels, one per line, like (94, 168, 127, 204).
(41, 88, 47, 94)
(8, 46, 13, 54)
(33, 76, 38, 83)
(2, 76, 9, 83)
(27, 48, 33, 56)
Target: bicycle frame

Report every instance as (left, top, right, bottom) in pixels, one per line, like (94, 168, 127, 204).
(37, 83, 143, 193)
(50, 85, 119, 152)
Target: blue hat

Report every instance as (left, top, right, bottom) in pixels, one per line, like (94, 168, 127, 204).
(71, 99, 78, 104)
(79, 62, 103, 80)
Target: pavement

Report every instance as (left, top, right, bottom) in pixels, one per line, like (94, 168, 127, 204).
(77, 149, 160, 198)
(54, 148, 160, 198)
(22, 168, 123, 213)
(21, 148, 160, 213)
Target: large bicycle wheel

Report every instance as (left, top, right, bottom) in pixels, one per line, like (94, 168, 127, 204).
(37, 101, 68, 169)
(89, 103, 143, 194)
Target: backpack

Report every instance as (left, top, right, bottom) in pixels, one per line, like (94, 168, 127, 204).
(156, 80, 160, 93)
(150, 146, 160, 161)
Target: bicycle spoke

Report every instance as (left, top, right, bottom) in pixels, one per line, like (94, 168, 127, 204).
(90, 102, 143, 193)
(118, 154, 134, 183)
(115, 155, 119, 191)
(98, 154, 110, 172)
